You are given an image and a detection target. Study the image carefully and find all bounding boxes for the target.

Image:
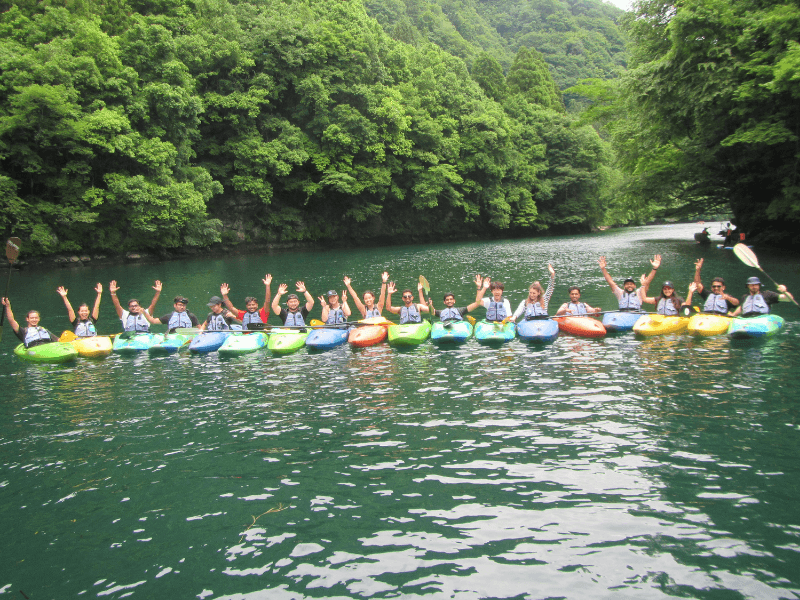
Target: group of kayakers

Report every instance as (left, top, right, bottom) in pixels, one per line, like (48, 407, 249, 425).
(1, 256, 794, 349)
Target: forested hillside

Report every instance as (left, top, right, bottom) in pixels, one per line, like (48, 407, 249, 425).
(0, 0, 624, 256)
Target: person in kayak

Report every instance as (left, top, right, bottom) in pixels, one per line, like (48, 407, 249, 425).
(109, 280, 161, 332)
(513, 264, 556, 320)
(730, 277, 794, 317)
(220, 274, 272, 329)
(57, 283, 103, 337)
(319, 289, 351, 324)
(149, 295, 199, 332)
(2, 298, 58, 347)
(687, 258, 739, 314)
(598, 255, 661, 311)
(386, 281, 430, 323)
(480, 278, 514, 322)
(198, 296, 241, 332)
(555, 287, 601, 316)
(427, 275, 488, 321)
(272, 282, 314, 326)
(640, 279, 690, 316)
(343, 272, 388, 318)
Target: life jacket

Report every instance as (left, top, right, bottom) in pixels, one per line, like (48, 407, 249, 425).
(657, 297, 679, 316)
(24, 326, 52, 348)
(703, 293, 728, 315)
(74, 319, 96, 337)
(167, 311, 194, 331)
(567, 302, 587, 316)
(439, 307, 463, 321)
(399, 304, 421, 324)
(525, 302, 548, 318)
(486, 299, 507, 321)
(123, 311, 150, 332)
(284, 310, 306, 327)
(364, 307, 381, 318)
(743, 293, 769, 316)
(206, 312, 231, 331)
(325, 307, 346, 324)
(618, 291, 641, 311)
(241, 310, 264, 329)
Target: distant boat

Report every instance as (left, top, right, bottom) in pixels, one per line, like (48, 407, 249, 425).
(694, 229, 711, 244)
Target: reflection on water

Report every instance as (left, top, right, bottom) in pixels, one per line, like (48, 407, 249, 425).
(2, 225, 800, 599)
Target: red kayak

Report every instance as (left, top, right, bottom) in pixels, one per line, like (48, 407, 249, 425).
(348, 317, 391, 348)
(554, 316, 606, 338)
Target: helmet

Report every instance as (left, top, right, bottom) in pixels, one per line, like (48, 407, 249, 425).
(661, 281, 674, 289)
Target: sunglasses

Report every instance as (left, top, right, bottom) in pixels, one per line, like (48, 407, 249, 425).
(128, 304, 140, 308)
(710, 285, 722, 289)
(402, 294, 413, 299)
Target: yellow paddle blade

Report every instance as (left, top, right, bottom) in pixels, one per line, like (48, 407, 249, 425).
(59, 330, 77, 343)
(419, 275, 430, 295)
(466, 315, 476, 326)
(310, 319, 325, 327)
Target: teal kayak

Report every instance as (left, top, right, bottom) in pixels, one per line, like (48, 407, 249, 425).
(728, 314, 785, 339)
(148, 333, 193, 354)
(218, 332, 268, 356)
(113, 332, 157, 354)
(14, 342, 78, 364)
(474, 320, 515, 343)
(430, 320, 472, 344)
(388, 321, 431, 346)
(268, 328, 309, 355)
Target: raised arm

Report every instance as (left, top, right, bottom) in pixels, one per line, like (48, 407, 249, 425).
(417, 281, 426, 305)
(341, 290, 352, 318)
(693, 258, 704, 293)
(542, 264, 556, 311)
(376, 272, 389, 313)
(343, 276, 365, 316)
(466, 275, 489, 312)
(2, 297, 20, 332)
(272, 283, 288, 315)
(639, 273, 656, 305)
(91, 283, 102, 320)
(297, 281, 314, 312)
(598, 256, 618, 291)
(385, 282, 401, 315)
(640, 254, 662, 291)
(262, 274, 272, 312)
(685, 281, 697, 306)
(109, 280, 124, 318)
(147, 280, 162, 314)
(221, 282, 239, 314)
(57, 286, 76, 322)
(318, 295, 330, 322)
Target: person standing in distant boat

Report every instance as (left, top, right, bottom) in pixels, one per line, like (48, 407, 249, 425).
(221, 274, 272, 329)
(109, 280, 161, 332)
(198, 296, 241, 332)
(556, 286, 601, 316)
(319, 289, 351, 324)
(344, 272, 388, 318)
(687, 258, 739, 314)
(730, 277, 794, 317)
(272, 282, 314, 326)
(428, 275, 487, 322)
(513, 264, 556, 320)
(480, 279, 514, 322)
(386, 281, 430, 323)
(2, 298, 58, 347)
(57, 283, 103, 337)
(598, 255, 660, 311)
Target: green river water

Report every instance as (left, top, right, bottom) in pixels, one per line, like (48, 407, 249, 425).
(2, 223, 800, 599)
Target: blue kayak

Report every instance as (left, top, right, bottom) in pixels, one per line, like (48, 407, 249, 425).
(113, 332, 157, 354)
(305, 327, 350, 351)
(189, 331, 231, 353)
(728, 314, 785, 339)
(474, 320, 515, 344)
(602, 311, 644, 332)
(516, 318, 558, 343)
(149, 333, 193, 354)
(431, 320, 473, 344)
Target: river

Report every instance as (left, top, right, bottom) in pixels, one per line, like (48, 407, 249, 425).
(2, 223, 799, 599)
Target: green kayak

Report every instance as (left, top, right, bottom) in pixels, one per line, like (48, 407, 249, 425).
(14, 342, 78, 364)
(388, 321, 431, 346)
(267, 328, 309, 356)
(219, 332, 268, 356)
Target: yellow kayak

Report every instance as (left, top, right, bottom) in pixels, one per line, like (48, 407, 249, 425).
(633, 314, 688, 336)
(687, 314, 732, 337)
(60, 331, 113, 358)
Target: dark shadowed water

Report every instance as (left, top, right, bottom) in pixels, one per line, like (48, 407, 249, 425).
(2, 224, 799, 599)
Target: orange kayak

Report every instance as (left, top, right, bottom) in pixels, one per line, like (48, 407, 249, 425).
(554, 316, 606, 338)
(348, 317, 391, 348)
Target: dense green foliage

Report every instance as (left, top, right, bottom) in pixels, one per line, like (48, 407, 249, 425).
(572, 0, 800, 244)
(0, 0, 619, 256)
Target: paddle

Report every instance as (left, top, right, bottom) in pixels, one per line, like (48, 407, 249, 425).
(175, 328, 203, 335)
(59, 330, 77, 343)
(0, 237, 21, 342)
(733, 243, 800, 309)
(419, 275, 433, 324)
